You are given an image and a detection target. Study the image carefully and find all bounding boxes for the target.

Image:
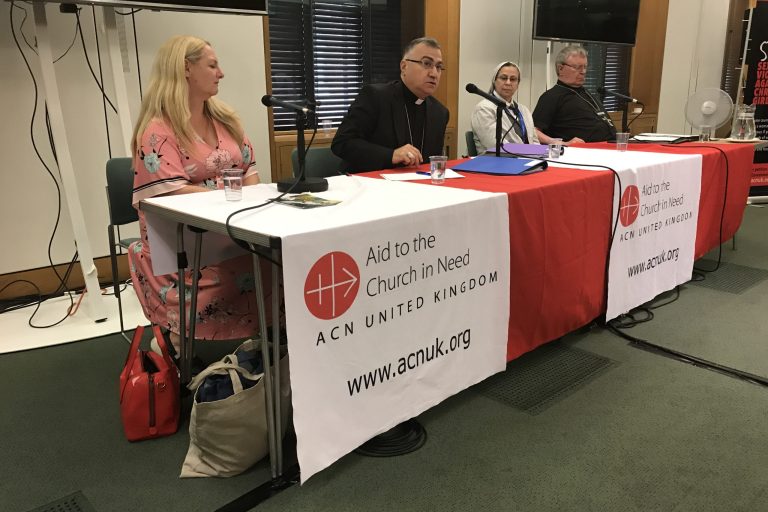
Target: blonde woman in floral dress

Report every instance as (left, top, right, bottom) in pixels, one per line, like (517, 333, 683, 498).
(130, 35, 266, 352)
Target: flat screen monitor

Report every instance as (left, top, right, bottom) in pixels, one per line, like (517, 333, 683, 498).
(35, 0, 267, 15)
(533, 0, 641, 46)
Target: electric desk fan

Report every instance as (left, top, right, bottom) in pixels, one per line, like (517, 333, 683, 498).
(684, 88, 734, 140)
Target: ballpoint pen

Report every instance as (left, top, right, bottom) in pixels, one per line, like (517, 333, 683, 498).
(416, 171, 430, 176)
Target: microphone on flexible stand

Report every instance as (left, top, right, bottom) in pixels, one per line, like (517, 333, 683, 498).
(261, 94, 316, 114)
(261, 95, 328, 193)
(596, 87, 641, 104)
(465, 83, 506, 107)
(465, 83, 506, 156)
(596, 88, 643, 134)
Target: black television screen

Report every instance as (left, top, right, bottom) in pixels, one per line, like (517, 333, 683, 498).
(36, 0, 266, 15)
(533, 0, 641, 46)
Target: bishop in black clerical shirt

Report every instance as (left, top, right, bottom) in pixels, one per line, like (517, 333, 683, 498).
(332, 37, 450, 173)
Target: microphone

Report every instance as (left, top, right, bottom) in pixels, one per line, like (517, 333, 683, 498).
(597, 87, 641, 104)
(465, 83, 506, 108)
(261, 94, 315, 114)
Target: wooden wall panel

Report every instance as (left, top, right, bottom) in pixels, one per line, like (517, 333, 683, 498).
(425, 0, 460, 158)
(0, 255, 130, 301)
(630, 0, 670, 115)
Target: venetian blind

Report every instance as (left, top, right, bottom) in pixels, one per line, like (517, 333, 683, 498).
(268, 0, 401, 131)
(584, 43, 632, 111)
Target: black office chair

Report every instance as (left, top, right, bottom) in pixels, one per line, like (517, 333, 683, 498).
(290, 147, 345, 178)
(465, 130, 478, 157)
(106, 157, 140, 341)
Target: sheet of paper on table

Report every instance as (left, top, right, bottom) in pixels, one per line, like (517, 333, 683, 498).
(381, 169, 465, 181)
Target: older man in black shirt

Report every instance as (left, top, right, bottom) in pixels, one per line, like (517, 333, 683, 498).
(533, 45, 616, 145)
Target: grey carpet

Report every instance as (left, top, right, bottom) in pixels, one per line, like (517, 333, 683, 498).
(612, 207, 768, 377)
(26, 491, 96, 512)
(2, 207, 766, 512)
(474, 341, 616, 414)
(0, 337, 272, 512)
(690, 260, 768, 294)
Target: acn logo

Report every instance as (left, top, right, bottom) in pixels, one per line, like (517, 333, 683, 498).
(304, 251, 360, 320)
(619, 185, 640, 227)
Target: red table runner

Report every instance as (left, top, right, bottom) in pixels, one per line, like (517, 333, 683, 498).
(363, 142, 754, 361)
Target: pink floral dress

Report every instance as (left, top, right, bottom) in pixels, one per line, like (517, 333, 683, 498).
(129, 117, 268, 340)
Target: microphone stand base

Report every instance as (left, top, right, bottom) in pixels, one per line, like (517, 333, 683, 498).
(354, 419, 427, 457)
(277, 177, 329, 193)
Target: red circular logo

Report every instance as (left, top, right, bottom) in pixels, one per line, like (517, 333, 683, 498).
(619, 185, 640, 227)
(304, 252, 360, 319)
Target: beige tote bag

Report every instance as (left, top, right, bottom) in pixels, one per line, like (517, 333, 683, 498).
(180, 340, 289, 478)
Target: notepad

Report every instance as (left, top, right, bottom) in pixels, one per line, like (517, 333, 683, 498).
(452, 155, 548, 176)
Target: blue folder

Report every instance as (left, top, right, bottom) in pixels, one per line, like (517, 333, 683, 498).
(452, 155, 548, 176)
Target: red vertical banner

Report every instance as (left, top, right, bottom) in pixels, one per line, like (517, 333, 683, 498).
(743, 1, 768, 194)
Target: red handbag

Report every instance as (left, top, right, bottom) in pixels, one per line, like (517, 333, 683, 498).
(119, 325, 180, 441)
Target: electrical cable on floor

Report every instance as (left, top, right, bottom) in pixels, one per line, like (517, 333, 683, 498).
(646, 285, 680, 309)
(607, 286, 680, 329)
(606, 322, 768, 389)
(605, 283, 768, 388)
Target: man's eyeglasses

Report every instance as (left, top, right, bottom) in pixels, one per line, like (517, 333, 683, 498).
(404, 58, 446, 73)
(496, 75, 520, 83)
(562, 63, 587, 73)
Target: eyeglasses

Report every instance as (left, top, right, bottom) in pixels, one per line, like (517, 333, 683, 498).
(496, 75, 520, 83)
(404, 58, 446, 73)
(562, 63, 587, 72)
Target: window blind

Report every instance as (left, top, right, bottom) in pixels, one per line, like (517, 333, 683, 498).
(584, 43, 632, 111)
(268, 0, 401, 131)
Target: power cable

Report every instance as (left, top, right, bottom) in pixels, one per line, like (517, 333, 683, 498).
(223, 127, 321, 263)
(74, 7, 118, 113)
(89, 5, 112, 158)
(606, 322, 768, 389)
(662, 143, 730, 273)
(130, 9, 143, 99)
(5, 2, 86, 326)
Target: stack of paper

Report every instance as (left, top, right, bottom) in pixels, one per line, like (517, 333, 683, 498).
(632, 133, 699, 143)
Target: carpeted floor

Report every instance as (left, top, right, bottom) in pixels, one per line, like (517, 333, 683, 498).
(2, 205, 766, 512)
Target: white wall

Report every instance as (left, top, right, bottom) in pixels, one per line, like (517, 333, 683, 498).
(657, 0, 730, 133)
(1, 0, 733, 275)
(457, 0, 731, 153)
(0, 3, 269, 275)
(457, 0, 555, 156)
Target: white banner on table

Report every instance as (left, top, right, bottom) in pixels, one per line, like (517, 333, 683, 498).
(558, 148, 702, 320)
(281, 194, 510, 483)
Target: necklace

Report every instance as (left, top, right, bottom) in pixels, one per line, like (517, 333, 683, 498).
(555, 83, 614, 127)
(403, 105, 425, 153)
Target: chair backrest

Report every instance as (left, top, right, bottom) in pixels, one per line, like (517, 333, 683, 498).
(465, 130, 478, 157)
(290, 147, 344, 178)
(106, 157, 139, 226)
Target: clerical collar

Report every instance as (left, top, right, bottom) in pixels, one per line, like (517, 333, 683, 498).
(401, 81, 425, 105)
(556, 80, 583, 91)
